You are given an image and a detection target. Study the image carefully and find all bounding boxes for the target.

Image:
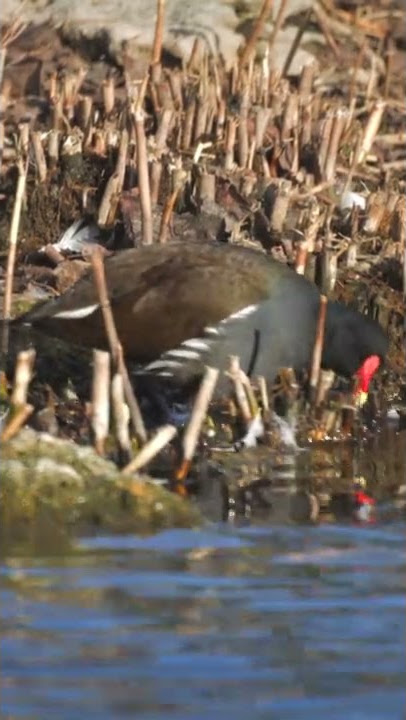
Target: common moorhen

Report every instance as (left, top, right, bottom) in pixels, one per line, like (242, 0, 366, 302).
(17, 242, 388, 399)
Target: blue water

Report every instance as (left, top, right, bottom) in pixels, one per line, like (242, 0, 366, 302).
(1, 521, 405, 719)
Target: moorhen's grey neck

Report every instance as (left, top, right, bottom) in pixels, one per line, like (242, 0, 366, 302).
(16, 242, 388, 397)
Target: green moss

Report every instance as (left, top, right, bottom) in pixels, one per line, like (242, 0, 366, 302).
(1, 429, 201, 550)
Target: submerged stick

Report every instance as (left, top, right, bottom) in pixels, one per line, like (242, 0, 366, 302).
(122, 424, 177, 474)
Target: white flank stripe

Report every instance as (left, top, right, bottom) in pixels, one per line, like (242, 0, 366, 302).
(204, 326, 220, 336)
(166, 349, 202, 360)
(145, 359, 184, 371)
(54, 303, 99, 320)
(223, 303, 258, 323)
(182, 338, 211, 351)
(156, 371, 174, 377)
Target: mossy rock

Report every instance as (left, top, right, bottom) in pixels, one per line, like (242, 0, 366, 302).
(1, 429, 201, 552)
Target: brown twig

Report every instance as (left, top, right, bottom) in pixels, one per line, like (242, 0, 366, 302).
(90, 248, 147, 444)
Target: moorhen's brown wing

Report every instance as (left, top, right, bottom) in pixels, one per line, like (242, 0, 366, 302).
(19, 242, 313, 364)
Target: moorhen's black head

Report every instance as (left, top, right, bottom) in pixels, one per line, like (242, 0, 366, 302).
(322, 301, 389, 398)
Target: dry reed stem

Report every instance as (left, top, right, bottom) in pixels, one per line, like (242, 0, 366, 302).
(194, 95, 209, 144)
(318, 111, 334, 173)
(309, 294, 328, 402)
(0, 17, 27, 90)
(1, 404, 34, 442)
(316, 369, 335, 407)
(31, 131, 47, 182)
(182, 98, 196, 150)
(90, 248, 147, 444)
(159, 187, 179, 243)
(269, 179, 292, 233)
(257, 375, 270, 413)
(295, 241, 308, 275)
(227, 356, 252, 424)
(175, 366, 219, 485)
(47, 129, 59, 167)
(282, 5, 313, 76)
(358, 99, 386, 165)
(324, 108, 347, 181)
(122, 424, 177, 474)
(239, 370, 259, 418)
(383, 37, 394, 100)
(2, 153, 28, 329)
(102, 76, 115, 115)
(239, 0, 274, 72)
(91, 350, 110, 455)
(321, 247, 337, 293)
(238, 86, 249, 168)
(0, 118, 5, 172)
(216, 98, 227, 141)
(11, 349, 36, 407)
(98, 128, 128, 228)
(268, 0, 288, 53)
(365, 54, 378, 101)
(313, 2, 341, 62)
(77, 96, 93, 133)
(111, 372, 131, 457)
(151, 0, 166, 67)
(224, 117, 237, 171)
(168, 70, 183, 110)
(150, 107, 174, 205)
(132, 108, 153, 245)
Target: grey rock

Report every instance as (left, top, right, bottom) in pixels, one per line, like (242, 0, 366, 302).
(4, 0, 316, 74)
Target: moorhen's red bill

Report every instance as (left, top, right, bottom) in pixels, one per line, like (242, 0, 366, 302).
(17, 242, 388, 399)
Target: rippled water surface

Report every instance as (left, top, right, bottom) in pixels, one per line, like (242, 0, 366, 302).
(2, 518, 405, 719)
